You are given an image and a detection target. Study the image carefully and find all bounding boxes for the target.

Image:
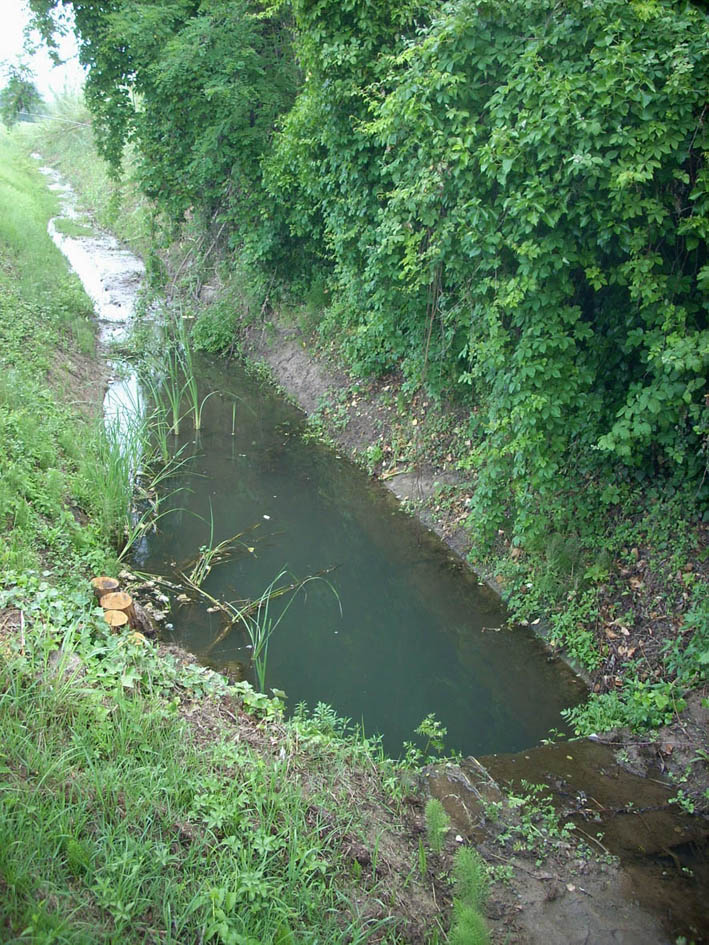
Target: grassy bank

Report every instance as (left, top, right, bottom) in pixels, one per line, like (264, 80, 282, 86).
(0, 574, 447, 944)
(0, 130, 111, 577)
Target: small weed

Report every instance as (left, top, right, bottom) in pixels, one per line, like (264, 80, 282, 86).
(402, 714, 449, 766)
(498, 781, 575, 860)
(447, 846, 490, 945)
(417, 837, 427, 878)
(425, 798, 450, 855)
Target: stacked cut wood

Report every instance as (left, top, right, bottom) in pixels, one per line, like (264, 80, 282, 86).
(92, 577, 136, 630)
(92, 576, 156, 636)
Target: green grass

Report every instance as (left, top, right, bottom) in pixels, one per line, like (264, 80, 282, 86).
(0, 130, 116, 577)
(0, 575, 401, 945)
(16, 92, 153, 255)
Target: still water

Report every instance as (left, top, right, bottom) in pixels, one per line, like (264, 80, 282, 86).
(134, 357, 586, 756)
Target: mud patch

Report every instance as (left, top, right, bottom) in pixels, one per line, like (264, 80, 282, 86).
(478, 735, 709, 943)
(425, 752, 702, 944)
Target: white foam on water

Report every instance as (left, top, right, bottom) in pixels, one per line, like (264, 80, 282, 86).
(37, 161, 146, 434)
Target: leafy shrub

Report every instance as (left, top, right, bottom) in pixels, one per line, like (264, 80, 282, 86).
(192, 302, 238, 353)
(31, 0, 709, 544)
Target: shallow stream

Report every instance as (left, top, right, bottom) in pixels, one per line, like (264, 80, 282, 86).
(38, 155, 586, 756)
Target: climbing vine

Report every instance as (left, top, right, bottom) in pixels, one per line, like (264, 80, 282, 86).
(30, 0, 709, 542)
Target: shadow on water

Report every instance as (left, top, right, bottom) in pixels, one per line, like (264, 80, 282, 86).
(133, 355, 587, 757)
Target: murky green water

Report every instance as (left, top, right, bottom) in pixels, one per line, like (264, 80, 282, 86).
(134, 357, 586, 756)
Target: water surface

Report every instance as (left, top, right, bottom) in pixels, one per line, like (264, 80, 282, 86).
(135, 357, 586, 756)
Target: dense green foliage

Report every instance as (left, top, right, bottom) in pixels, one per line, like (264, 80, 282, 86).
(30, 0, 299, 264)
(271, 0, 709, 541)
(30, 0, 709, 546)
(0, 64, 42, 126)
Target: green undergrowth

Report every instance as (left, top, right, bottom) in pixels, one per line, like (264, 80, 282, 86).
(0, 573, 409, 944)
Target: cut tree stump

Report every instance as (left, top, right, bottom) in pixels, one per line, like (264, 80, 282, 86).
(104, 610, 129, 630)
(91, 576, 120, 600)
(99, 591, 136, 628)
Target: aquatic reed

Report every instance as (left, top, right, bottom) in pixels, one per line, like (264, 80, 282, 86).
(175, 314, 215, 430)
(186, 504, 256, 587)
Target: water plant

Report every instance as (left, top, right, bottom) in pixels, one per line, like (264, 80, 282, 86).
(186, 504, 257, 587)
(187, 567, 340, 692)
(235, 569, 341, 693)
(155, 343, 186, 435)
(78, 375, 193, 562)
(175, 314, 216, 431)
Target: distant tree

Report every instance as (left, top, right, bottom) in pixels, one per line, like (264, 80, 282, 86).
(0, 63, 43, 126)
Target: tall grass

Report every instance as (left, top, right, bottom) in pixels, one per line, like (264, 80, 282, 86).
(139, 307, 219, 435)
(78, 382, 192, 561)
(0, 587, 395, 945)
(175, 314, 217, 430)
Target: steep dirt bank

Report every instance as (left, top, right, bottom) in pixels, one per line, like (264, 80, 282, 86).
(240, 318, 475, 560)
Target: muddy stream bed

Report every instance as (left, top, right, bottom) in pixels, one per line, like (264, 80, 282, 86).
(41, 159, 708, 943)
